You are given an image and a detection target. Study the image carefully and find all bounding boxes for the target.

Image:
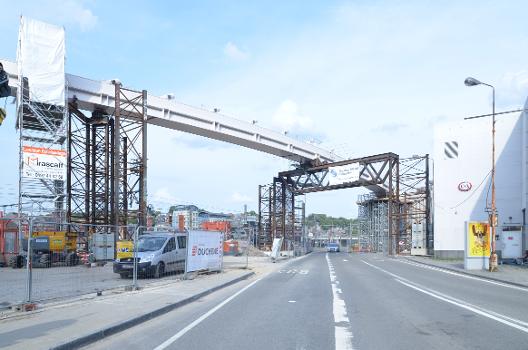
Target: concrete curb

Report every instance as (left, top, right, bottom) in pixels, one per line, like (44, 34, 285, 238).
(50, 271, 255, 350)
(403, 257, 528, 289)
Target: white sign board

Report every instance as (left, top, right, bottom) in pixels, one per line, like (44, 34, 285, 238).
(327, 163, 360, 186)
(22, 146, 67, 180)
(186, 230, 223, 272)
(270, 237, 283, 260)
(18, 17, 65, 106)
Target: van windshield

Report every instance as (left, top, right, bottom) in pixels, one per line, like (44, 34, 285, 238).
(137, 237, 166, 252)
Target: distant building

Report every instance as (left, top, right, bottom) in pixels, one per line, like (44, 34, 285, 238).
(201, 211, 232, 224)
(171, 205, 233, 230)
(154, 213, 169, 226)
(246, 215, 257, 227)
(171, 205, 200, 230)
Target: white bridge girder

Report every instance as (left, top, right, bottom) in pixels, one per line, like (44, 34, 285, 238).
(1, 59, 340, 164)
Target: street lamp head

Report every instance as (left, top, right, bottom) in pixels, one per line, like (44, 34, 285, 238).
(464, 77, 482, 87)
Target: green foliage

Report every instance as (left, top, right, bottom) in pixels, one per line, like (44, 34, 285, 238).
(306, 213, 357, 228)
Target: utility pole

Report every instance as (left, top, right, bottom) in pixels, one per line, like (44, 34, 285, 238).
(464, 77, 498, 272)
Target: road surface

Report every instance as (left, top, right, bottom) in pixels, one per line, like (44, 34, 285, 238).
(86, 252, 528, 350)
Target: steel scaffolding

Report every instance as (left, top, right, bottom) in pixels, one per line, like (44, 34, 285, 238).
(67, 83, 147, 253)
(357, 194, 388, 253)
(260, 153, 400, 254)
(398, 155, 431, 255)
(357, 155, 431, 255)
(257, 181, 305, 250)
(17, 78, 68, 221)
(257, 184, 272, 250)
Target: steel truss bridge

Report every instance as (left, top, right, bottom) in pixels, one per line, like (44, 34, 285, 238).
(1, 59, 339, 239)
(2, 57, 430, 256)
(258, 153, 432, 255)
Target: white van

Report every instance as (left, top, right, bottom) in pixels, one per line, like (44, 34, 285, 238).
(113, 232, 187, 278)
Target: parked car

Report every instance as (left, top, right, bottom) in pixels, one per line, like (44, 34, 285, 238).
(327, 242, 340, 253)
(113, 232, 187, 279)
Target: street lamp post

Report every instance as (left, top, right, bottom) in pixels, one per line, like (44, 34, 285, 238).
(464, 77, 498, 272)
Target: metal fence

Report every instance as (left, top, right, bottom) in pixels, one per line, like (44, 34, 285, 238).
(222, 229, 253, 270)
(0, 218, 288, 310)
(0, 217, 188, 309)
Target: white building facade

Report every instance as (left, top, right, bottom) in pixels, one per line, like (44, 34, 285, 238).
(433, 106, 526, 258)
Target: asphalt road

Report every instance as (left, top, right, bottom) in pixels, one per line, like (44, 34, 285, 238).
(85, 252, 528, 350)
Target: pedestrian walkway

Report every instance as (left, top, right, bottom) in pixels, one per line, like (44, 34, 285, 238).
(404, 255, 528, 287)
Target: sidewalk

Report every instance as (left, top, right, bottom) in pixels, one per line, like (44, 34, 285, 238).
(0, 269, 253, 350)
(0, 255, 295, 350)
(404, 255, 528, 288)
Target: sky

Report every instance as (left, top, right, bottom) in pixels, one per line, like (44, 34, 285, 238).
(1, 0, 528, 218)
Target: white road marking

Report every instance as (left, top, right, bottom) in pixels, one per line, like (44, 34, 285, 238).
(153, 278, 261, 350)
(288, 300, 297, 303)
(362, 259, 528, 334)
(278, 269, 309, 274)
(343, 259, 348, 262)
(326, 253, 354, 350)
(395, 259, 528, 292)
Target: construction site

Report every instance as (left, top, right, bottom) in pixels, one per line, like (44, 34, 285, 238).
(0, 17, 437, 308)
(2, 4, 528, 350)
(2, 15, 528, 311)
(257, 153, 432, 256)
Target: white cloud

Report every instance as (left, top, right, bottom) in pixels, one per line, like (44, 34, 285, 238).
(55, 0, 98, 31)
(272, 99, 314, 134)
(498, 70, 528, 108)
(150, 187, 180, 208)
(15, 0, 98, 32)
(223, 42, 249, 61)
(230, 192, 252, 204)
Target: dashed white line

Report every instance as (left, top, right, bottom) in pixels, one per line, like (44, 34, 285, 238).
(326, 253, 354, 350)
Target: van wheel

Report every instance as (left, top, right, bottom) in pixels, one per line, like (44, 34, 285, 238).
(119, 273, 130, 279)
(39, 254, 51, 268)
(65, 252, 80, 266)
(9, 255, 25, 268)
(7, 255, 18, 269)
(154, 262, 165, 278)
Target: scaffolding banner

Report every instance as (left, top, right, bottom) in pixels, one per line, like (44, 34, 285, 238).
(328, 163, 360, 186)
(22, 146, 67, 180)
(186, 230, 223, 273)
(17, 17, 65, 106)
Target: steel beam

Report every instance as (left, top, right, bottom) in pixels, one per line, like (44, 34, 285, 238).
(1, 59, 338, 164)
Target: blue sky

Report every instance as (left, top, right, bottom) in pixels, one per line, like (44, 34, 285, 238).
(1, 0, 528, 217)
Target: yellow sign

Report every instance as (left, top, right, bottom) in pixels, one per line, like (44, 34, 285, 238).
(116, 240, 134, 260)
(468, 222, 491, 257)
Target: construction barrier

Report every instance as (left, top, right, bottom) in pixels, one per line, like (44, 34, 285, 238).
(0, 216, 275, 310)
(0, 218, 188, 309)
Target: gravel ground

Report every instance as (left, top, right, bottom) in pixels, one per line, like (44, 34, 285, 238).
(0, 254, 283, 308)
(0, 263, 186, 307)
